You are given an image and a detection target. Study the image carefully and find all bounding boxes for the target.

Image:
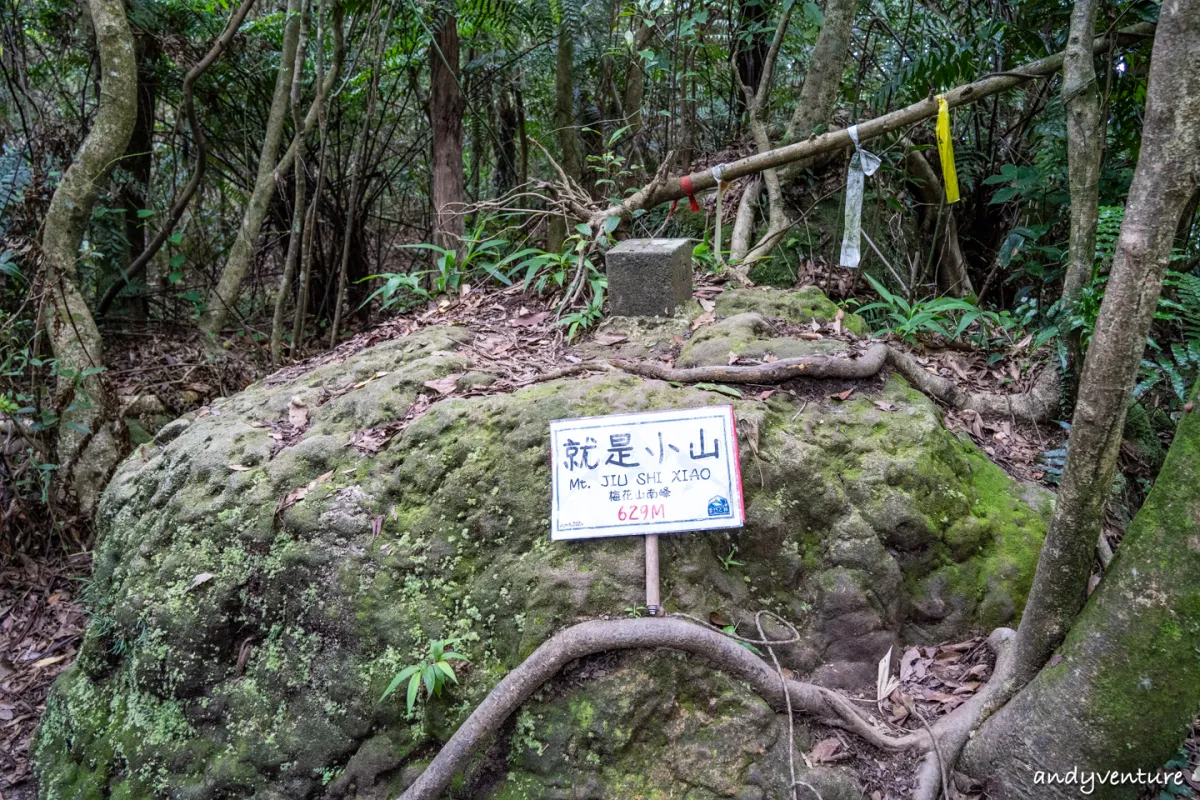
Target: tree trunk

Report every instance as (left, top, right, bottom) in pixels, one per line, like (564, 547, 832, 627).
(988, 0, 1200, 717)
(784, 0, 858, 141)
(621, 19, 653, 139)
(118, 31, 157, 317)
(493, 87, 518, 197)
(965, 410, 1200, 796)
(430, 9, 465, 257)
(40, 0, 136, 513)
(554, 20, 583, 183)
(905, 148, 973, 296)
(199, 0, 302, 336)
(1059, 0, 1103, 390)
(270, 0, 312, 365)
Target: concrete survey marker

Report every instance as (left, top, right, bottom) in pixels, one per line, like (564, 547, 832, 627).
(605, 238, 694, 317)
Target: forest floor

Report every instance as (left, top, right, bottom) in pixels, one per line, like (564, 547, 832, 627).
(3, 278, 1177, 799)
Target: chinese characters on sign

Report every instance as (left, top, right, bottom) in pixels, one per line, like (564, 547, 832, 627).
(550, 406, 746, 540)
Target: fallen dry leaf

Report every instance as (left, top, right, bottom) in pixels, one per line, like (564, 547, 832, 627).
(809, 737, 844, 763)
(593, 332, 629, 346)
(698, 297, 716, 312)
(873, 400, 896, 412)
(511, 310, 550, 327)
(691, 310, 716, 330)
(900, 646, 921, 682)
(833, 308, 845, 335)
(189, 572, 215, 591)
(422, 374, 461, 395)
(228, 464, 252, 472)
(830, 388, 855, 401)
(276, 470, 335, 515)
(728, 351, 739, 365)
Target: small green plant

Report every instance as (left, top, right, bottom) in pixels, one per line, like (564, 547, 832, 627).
(855, 273, 1002, 344)
(718, 545, 744, 571)
(362, 218, 513, 310)
(623, 604, 647, 618)
(381, 638, 469, 714)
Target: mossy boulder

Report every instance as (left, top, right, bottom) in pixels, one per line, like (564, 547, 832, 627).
(37, 292, 1049, 799)
(714, 287, 868, 335)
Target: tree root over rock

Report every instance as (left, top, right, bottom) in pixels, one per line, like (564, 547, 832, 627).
(398, 618, 928, 800)
(605, 344, 1059, 424)
(611, 343, 890, 384)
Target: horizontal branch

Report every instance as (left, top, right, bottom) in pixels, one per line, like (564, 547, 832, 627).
(593, 22, 1154, 224)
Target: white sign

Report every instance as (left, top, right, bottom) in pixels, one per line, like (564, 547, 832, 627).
(549, 406, 745, 540)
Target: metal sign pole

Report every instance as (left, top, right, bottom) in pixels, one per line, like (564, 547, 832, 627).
(645, 533, 661, 616)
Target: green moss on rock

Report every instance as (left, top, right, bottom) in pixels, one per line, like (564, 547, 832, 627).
(36, 313, 1045, 798)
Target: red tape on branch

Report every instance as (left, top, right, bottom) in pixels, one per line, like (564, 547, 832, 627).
(679, 175, 701, 212)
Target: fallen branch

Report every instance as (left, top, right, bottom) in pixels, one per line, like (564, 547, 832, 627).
(612, 343, 890, 383)
(885, 348, 1059, 423)
(398, 618, 926, 800)
(589, 23, 1154, 228)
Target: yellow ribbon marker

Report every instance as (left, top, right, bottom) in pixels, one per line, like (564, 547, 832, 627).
(936, 95, 960, 204)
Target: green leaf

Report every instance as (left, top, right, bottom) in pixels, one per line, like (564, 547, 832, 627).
(381, 665, 421, 701)
(136, 208, 155, 218)
(693, 383, 742, 398)
(422, 665, 437, 696)
(436, 660, 458, 683)
(603, 215, 621, 234)
(989, 187, 1017, 204)
(406, 672, 421, 713)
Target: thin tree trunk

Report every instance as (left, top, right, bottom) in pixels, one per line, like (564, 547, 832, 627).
(118, 31, 157, 317)
(493, 86, 518, 197)
(270, 0, 312, 365)
(331, 0, 387, 346)
(40, 0, 136, 513)
(199, 0, 302, 336)
(905, 148, 973, 296)
(554, 20, 583, 183)
(430, 9, 465, 256)
(621, 19, 653, 139)
(1059, 0, 1103, 386)
(1004, 0, 1200, 690)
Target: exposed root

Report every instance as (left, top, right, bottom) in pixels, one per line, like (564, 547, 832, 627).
(885, 347, 1059, 423)
(912, 628, 1017, 800)
(604, 342, 1058, 425)
(398, 618, 927, 800)
(611, 343, 890, 384)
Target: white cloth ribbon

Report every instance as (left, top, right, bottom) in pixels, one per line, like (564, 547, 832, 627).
(839, 125, 881, 268)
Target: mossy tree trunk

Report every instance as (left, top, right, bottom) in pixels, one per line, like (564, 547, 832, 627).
(783, 0, 858, 142)
(40, 0, 136, 514)
(199, 0, 302, 336)
(963, 3, 1200, 794)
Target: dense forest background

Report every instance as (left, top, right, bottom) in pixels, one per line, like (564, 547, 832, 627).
(1, 0, 1196, 547)
(2, 0, 1200, 796)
